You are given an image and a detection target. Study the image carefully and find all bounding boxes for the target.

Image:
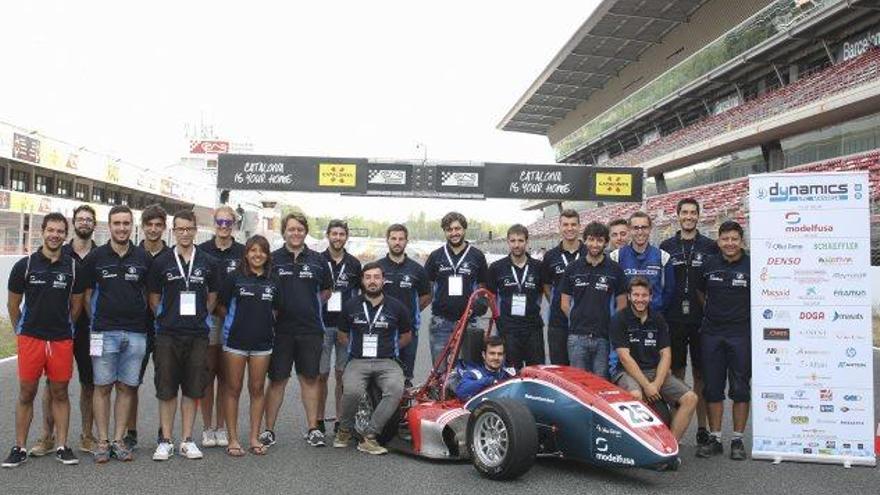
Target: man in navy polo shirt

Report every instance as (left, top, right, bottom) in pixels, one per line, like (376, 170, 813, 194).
(696, 221, 750, 461)
(375, 223, 430, 385)
(261, 213, 332, 448)
(83, 205, 152, 462)
(659, 198, 719, 446)
(3, 212, 86, 468)
(540, 209, 586, 365)
(332, 262, 411, 455)
(489, 224, 544, 369)
(318, 219, 362, 435)
(425, 212, 488, 366)
(560, 222, 627, 378)
(148, 210, 219, 461)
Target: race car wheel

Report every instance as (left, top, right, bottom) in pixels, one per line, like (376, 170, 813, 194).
(467, 399, 537, 480)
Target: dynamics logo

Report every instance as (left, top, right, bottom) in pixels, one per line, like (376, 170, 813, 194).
(757, 181, 849, 202)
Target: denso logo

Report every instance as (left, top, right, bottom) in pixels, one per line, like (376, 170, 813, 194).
(767, 257, 800, 265)
(759, 181, 849, 202)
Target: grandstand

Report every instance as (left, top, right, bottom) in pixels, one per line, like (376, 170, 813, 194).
(498, 0, 880, 262)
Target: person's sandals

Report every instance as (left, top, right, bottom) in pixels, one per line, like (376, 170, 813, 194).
(248, 445, 267, 455)
(225, 445, 246, 457)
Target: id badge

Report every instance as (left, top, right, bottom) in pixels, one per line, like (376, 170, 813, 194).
(180, 291, 197, 316)
(362, 334, 379, 358)
(89, 333, 103, 357)
(681, 299, 690, 315)
(448, 275, 463, 296)
(327, 291, 342, 312)
(511, 294, 527, 317)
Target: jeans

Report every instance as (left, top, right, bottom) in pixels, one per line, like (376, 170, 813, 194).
(567, 334, 609, 379)
(91, 331, 148, 387)
(428, 315, 456, 367)
(339, 359, 405, 436)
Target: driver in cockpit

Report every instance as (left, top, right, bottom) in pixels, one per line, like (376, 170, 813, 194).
(452, 336, 515, 401)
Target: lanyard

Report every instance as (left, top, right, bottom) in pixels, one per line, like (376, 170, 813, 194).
(328, 261, 347, 289)
(362, 301, 384, 334)
(174, 246, 196, 291)
(561, 250, 580, 267)
(510, 263, 529, 293)
(680, 237, 694, 294)
(443, 244, 471, 275)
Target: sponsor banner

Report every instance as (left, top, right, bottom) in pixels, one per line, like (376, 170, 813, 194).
(365, 163, 412, 192)
(189, 140, 229, 155)
(435, 165, 484, 196)
(587, 166, 643, 203)
(216, 154, 368, 193)
(749, 172, 874, 466)
(482, 163, 590, 200)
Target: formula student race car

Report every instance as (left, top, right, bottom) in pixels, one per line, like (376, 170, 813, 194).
(356, 289, 680, 480)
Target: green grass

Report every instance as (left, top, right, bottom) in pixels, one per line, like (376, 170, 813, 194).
(0, 317, 14, 359)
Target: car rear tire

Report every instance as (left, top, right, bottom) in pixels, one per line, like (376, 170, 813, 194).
(466, 399, 537, 480)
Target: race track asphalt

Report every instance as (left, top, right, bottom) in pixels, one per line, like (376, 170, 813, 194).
(0, 314, 877, 494)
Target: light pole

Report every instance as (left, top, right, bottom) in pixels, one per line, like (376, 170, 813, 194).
(416, 142, 428, 164)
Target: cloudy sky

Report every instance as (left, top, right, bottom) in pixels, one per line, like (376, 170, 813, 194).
(0, 1, 597, 223)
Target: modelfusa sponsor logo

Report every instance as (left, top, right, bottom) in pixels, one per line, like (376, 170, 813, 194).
(594, 452, 635, 465)
(780, 211, 833, 233)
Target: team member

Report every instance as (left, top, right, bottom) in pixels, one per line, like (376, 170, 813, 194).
(453, 336, 514, 401)
(332, 262, 411, 455)
(124, 203, 171, 450)
(148, 210, 220, 461)
(197, 206, 244, 448)
(610, 277, 697, 441)
(608, 218, 629, 251)
(696, 221, 750, 461)
(375, 224, 430, 386)
(3, 213, 85, 468)
(83, 205, 152, 462)
(540, 209, 586, 365)
(262, 213, 331, 448)
(318, 220, 362, 435)
(488, 224, 544, 369)
(425, 212, 488, 365)
(217, 235, 280, 457)
(560, 222, 626, 378)
(659, 198, 719, 446)
(610, 212, 675, 313)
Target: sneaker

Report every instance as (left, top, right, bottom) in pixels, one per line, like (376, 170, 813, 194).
(333, 421, 340, 435)
(201, 429, 217, 448)
(333, 429, 352, 448)
(122, 430, 138, 451)
(79, 434, 97, 454)
(357, 435, 387, 455)
(696, 428, 710, 446)
(258, 430, 276, 447)
(316, 420, 326, 435)
(2, 447, 27, 468)
(152, 440, 174, 461)
(180, 438, 204, 459)
(730, 438, 747, 460)
(696, 437, 723, 458)
(28, 435, 55, 457)
(110, 441, 133, 462)
(306, 429, 326, 447)
(93, 441, 111, 464)
(55, 446, 79, 465)
(215, 429, 229, 447)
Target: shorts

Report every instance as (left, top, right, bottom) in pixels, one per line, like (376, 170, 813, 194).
(669, 322, 702, 371)
(208, 316, 222, 346)
(268, 333, 323, 381)
(700, 332, 751, 403)
(91, 331, 148, 387)
(614, 368, 691, 404)
(319, 326, 348, 375)
(73, 318, 94, 386)
(17, 334, 74, 383)
(153, 333, 209, 400)
(137, 332, 155, 385)
(223, 346, 272, 357)
(501, 327, 545, 369)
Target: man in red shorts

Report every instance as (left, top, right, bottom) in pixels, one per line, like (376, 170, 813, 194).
(3, 212, 86, 468)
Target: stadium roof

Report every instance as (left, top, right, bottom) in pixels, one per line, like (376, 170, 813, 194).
(498, 0, 711, 135)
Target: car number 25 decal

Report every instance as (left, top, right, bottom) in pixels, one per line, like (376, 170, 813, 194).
(614, 401, 658, 428)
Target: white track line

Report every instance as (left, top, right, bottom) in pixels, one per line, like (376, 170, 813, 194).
(0, 355, 18, 364)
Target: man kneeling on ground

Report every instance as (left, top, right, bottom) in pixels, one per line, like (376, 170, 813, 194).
(453, 336, 515, 401)
(333, 262, 411, 455)
(610, 277, 697, 441)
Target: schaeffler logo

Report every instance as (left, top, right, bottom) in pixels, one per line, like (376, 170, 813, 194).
(758, 181, 849, 202)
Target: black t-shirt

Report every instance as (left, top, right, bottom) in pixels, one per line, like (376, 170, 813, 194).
(83, 242, 153, 333)
(425, 242, 488, 320)
(219, 270, 282, 351)
(540, 242, 587, 329)
(320, 250, 362, 328)
(147, 247, 220, 335)
(338, 295, 412, 359)
(699, 252, 751, 336)
(140, 240, 172, 335)
(375, 254, 430, 330)
(559, 256, 626, 337)
(659, 231, 719, 324)
(271, 246, 332, 336)
(8, 249, 86, 340)
(610, 307, 671, 370)
(198, 238, 245, 284)
(62, 240, 97, 332)
(488, 255, 544, 333)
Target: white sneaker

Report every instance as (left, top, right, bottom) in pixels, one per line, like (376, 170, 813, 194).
(201, 429, 217, 448)
(180, 439, 203, 459)
(215, 429, 229, 447)
(152, 441, 174, 461)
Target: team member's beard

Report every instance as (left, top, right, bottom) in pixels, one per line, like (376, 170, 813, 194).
(75, 227, 93, 240)
(365, 287, 382, 298)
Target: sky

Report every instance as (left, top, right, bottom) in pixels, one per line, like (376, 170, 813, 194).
(0, 1, 597, 224)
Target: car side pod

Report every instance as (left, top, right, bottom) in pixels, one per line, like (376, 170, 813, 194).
(466, 399, 538, 481)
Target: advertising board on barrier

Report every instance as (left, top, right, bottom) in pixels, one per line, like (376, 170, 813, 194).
(749, 171, 875, 467)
